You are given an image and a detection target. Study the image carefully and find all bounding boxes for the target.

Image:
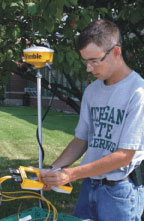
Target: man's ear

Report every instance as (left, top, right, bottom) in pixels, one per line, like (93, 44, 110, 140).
(114, 46, 121, 56)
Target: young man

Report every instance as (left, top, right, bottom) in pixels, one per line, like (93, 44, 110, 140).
(40, 19, 144, 220)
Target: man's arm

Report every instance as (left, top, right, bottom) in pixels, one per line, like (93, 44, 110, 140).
(40, 148, 135, 189)
(49, 137, 88, 168)
(69, 148, 136, 181)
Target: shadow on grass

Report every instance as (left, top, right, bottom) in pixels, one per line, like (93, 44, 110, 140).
(0, 157, 82, 219)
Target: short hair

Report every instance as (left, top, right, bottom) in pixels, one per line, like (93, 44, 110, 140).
(77, 19, 122, 51)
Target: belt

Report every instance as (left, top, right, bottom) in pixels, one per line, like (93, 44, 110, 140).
(91, 177, 129, 186)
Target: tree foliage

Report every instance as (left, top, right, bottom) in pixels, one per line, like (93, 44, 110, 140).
(0, 0, 144, 112)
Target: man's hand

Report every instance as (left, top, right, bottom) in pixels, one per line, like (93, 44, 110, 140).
(39, 168, 71, 191)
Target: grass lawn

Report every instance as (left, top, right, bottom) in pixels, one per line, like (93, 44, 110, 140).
(0, 106, 82, 219)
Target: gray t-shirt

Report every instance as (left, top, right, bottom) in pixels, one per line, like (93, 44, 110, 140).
(75, 71, 144, 180)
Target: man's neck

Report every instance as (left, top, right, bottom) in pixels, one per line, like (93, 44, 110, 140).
(104, 61, 132, 85)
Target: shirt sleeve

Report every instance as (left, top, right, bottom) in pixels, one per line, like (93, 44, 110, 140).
(118, 102, 144, 151)
(75, 92, 90, 141)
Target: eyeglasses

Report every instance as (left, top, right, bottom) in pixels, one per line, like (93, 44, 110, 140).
(82, 43, 121, 66)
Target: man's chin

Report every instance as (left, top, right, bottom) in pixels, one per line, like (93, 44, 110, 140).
(93, 73, 100, 77)
(93, 73, 105, 80)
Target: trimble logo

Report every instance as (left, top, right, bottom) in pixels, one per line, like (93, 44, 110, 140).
(25, 54, 42, 59)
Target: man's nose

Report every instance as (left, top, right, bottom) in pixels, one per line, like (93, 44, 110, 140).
(86, 63, 94, 72)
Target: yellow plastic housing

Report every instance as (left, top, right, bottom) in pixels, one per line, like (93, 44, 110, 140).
(23, 46, 54, 68)
(19, 166, 44, 190)
(19, 166, 73, 193)
(51, 183, 73, 194)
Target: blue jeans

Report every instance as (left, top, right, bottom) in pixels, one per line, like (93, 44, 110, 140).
(74, 178, 144, 221)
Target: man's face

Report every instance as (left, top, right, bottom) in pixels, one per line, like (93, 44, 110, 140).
(80, 42, 120, 84)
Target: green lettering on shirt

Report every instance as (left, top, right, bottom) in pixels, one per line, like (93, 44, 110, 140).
(108, 107, 115, 124)
(116, 109, 125, 124)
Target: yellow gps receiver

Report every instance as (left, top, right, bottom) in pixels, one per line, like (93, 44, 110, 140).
(19, 166, 73, 194)
(23, 46, 54, 68)
(19, 166, 44, 190)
